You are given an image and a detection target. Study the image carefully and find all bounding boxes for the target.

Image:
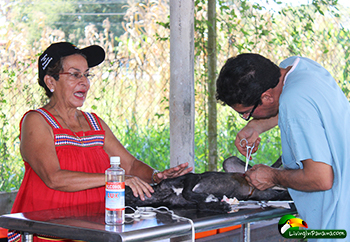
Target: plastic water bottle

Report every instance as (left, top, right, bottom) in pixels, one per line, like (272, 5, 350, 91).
(105, 156, 125, 225)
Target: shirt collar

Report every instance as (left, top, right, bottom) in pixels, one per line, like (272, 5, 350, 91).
(283, 57, 300, 85)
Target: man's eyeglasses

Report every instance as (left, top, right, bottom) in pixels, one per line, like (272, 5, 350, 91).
(57, 72, 95, 79)
(238, 100, 260, 121)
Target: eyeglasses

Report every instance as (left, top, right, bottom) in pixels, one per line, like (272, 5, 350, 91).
(57, 72, 95, 79)
(238, 100, 260, 121)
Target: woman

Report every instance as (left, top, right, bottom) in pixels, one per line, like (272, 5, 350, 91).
(10, 42, 192, 241)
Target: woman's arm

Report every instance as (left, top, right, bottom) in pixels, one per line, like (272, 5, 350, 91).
(20, 112, 105, 192)
(100, 118, 155, 181)
(100, 117, 192, 200)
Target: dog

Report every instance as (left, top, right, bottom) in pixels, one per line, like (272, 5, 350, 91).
(125, 156, 291, 213)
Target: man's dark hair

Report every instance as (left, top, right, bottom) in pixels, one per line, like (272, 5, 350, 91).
(216, 53, 281, 107)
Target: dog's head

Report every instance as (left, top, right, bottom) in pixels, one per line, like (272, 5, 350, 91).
(223, 156, 251, 173)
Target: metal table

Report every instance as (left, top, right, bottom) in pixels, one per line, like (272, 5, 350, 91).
(0, 201, 296, 242)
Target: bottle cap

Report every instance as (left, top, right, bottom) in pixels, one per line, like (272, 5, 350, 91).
(110, 156, 120, 165)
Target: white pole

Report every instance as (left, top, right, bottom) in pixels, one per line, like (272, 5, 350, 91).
(169, 0, 195, 171)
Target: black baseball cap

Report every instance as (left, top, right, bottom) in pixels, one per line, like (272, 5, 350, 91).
(38, 42, 105, 85)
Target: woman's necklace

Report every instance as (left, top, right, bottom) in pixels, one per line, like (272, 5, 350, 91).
(53, 107, 85, 145)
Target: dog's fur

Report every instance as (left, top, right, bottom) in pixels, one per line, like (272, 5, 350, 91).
(125, 156, 291, 213)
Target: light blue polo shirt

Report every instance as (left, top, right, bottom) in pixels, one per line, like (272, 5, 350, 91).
(278, 56, 350, 233)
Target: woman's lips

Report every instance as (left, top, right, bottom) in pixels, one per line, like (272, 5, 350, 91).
(74, 91, 86, 99)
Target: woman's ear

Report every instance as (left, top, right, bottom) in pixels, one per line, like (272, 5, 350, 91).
(44, 75, 57, 92)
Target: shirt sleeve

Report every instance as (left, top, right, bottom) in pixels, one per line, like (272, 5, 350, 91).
(279, 90, 332, 169)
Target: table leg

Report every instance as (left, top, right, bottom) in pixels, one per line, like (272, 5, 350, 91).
(241, 222, 251, 242)
(21, 232, 33, 242)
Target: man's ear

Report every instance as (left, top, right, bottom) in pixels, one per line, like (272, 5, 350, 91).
(261, 89, 274, 104)
(44, 75, 57, 91)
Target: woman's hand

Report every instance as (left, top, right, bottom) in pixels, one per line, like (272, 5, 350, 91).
(125, 176, 154, 201)
(153, 162, 193, 184)
(125, 162, 193, 200)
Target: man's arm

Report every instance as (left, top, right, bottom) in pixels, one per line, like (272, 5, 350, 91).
(245, 159, 333, 191)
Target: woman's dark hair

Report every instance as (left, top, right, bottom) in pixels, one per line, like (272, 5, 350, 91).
(216, 53, 281, 107)
(38, 59, 63, 98)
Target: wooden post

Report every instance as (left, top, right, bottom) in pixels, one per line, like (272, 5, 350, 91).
(207, 0, 217, 171)
(169, 0, 195, 171)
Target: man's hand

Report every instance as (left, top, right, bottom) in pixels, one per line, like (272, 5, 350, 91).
(245, 159, 333, 192)
(245, 164, 276, 190)
(235, 127, 261, 158)
(235, 116, 278, 157)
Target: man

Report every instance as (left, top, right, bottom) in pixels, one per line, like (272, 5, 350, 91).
(216, 53, 350, 232)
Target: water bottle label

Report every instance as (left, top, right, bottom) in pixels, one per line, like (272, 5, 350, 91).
(105, 182, 125, 211)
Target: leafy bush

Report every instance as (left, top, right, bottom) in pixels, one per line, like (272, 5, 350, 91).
(0, 0, 349, 191)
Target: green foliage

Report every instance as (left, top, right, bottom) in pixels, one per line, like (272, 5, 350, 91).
(0, 90, 22, 191)
(5, 0, 128, 44)
(1, 0, 350, 192)
(190, 0, 350, 171)
(118, 118, 171, 172)
(0, 133, 22, 192)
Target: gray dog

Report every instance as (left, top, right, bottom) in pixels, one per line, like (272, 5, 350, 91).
(125, 156, 291, 213)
